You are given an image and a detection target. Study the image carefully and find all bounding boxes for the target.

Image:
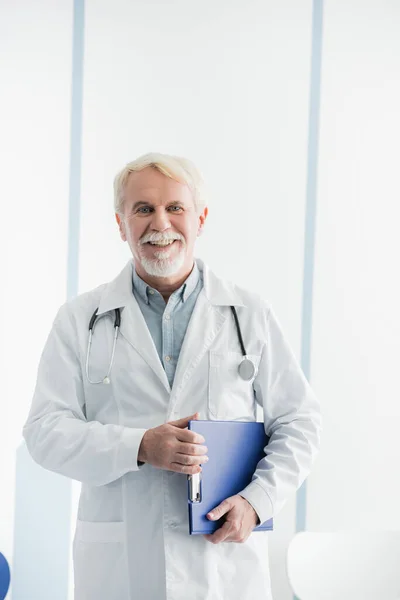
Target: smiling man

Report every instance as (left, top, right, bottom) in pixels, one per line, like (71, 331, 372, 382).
(115, 161, 207, 302)
(23, 152, 321, 600)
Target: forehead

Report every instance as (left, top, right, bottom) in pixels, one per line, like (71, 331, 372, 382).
(124, 167, 192, 204)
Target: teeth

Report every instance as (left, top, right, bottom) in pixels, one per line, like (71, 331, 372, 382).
(149, 240, 175, 246)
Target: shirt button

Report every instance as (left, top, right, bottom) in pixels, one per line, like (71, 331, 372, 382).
(165, 356, 171, 362)
(165, 314, 170, 320)
(149, 290, 155, 295)
(167, 520, 177, 528)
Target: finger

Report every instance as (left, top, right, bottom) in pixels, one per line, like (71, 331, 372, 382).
(204, 521, 232, 545)
(168, 412, 199, 428)
(176, 442, 208, 456)
(207, 499, 231, 521)
(170, 462, 202, 474)
(174, 452, 205, 466)
(175, 429, 205, 445)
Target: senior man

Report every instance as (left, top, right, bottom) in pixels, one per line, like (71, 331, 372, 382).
(23, 152, 321, 600)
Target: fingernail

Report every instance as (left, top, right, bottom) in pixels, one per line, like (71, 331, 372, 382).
(208, 512, 214, 519)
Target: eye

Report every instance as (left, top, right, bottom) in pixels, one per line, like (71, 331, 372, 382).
(136, 205, 183, 214)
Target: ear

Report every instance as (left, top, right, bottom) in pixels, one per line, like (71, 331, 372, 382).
(115, 213, 127, 242)
(197, 206, 208, 236)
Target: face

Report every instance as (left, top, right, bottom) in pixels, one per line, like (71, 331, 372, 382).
(115, 167, 208, 282)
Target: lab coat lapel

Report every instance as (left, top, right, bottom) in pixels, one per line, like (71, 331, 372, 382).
(170, 289, 226, 398)
(96, 258, 246, 398)
(170, 258, 246, 398)
(119, 298, 171, 393)
(97, 260, 171, 394)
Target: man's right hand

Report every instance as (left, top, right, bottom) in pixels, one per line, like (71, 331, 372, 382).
(138, 412, 208, 474)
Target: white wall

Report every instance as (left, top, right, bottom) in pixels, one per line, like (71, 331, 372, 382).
(307, 0, 400, 532)
(0, 1, 73, 598)
(1, 0, 398, 599)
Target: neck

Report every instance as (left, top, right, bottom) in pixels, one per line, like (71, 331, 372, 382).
(135, 260, 195, 296)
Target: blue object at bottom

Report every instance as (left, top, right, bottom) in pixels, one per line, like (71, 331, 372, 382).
(187, 420, 273, 535)
(0, 553, 10, 600)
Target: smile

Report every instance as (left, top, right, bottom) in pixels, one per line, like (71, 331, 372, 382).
(147, 240, 176, 247)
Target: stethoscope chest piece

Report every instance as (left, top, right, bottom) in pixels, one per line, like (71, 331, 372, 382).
(238, 357, 257, 381)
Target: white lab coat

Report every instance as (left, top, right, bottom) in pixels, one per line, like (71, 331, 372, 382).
(23, 258, 321, 600)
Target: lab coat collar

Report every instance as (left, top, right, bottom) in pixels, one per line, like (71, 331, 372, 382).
(96, 257, 247, 396)
(132, 259, 200, 305)
(97, 257, 246, 315)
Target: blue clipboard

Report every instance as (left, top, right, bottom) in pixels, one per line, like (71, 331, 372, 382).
(187, 420, 274, 535)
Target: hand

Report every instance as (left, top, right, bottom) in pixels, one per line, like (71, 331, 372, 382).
(138, 412, 208, 474)
(203, 494, 260, 544)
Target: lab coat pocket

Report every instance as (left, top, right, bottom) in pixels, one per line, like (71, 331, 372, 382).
(73, 520, 129, 600)
(208, 351, 261, 420)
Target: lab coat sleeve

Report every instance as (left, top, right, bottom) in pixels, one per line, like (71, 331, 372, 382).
(238, 305, 322, 524)
(22, 303, 148, 486)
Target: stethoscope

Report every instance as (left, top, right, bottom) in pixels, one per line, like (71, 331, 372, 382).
(85, 305, 257, 385)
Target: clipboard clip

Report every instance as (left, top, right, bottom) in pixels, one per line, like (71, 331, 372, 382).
(187, 471, 202, 503)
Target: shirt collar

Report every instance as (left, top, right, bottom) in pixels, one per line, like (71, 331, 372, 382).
(132, 260, 201, 305)
(97, 257, 246, 317)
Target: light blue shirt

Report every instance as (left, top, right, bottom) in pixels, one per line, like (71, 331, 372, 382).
(132, 260, 203, 388)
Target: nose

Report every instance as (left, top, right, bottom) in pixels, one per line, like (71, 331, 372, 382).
(150, 207, 172, 232)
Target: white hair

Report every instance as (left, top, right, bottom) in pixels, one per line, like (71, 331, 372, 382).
(113, 152, 207, 215)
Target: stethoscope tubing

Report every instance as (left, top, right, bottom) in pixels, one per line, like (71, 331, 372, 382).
(85, 305, 256, 385)
(85, 308, 121, 384)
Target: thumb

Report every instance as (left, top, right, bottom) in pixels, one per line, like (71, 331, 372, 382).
(168, 412, 200, 428)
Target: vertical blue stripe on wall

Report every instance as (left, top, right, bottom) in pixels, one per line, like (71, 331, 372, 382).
(12, 1, 85, 598)
(296, 0, 324, 539)
(68, 0, 85, 301)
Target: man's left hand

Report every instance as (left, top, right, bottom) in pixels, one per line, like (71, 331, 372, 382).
(203, 494, 260, 544)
